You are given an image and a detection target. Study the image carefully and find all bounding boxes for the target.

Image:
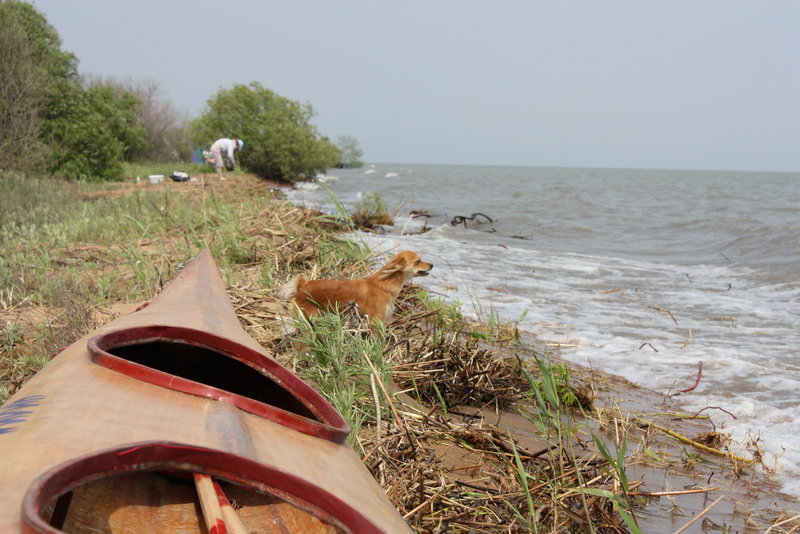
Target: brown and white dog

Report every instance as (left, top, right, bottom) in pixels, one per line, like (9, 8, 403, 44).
(278, 250, 433, 325)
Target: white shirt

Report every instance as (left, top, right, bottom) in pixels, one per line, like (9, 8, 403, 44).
(210, 138, 237, 160)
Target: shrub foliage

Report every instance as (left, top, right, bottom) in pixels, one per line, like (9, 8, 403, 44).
(335, 135, 364, 168)
(2, 3, 338, 181)
(44, 85, 146, 181)
(0, 1, 75, 171)
(0, 2, 170, 180)
(190, 82, 340, 182)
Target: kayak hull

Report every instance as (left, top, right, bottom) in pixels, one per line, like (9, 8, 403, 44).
(0, 249, 409, 533)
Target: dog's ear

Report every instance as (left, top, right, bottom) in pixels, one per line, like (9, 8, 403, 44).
(378, 254, 409, 277)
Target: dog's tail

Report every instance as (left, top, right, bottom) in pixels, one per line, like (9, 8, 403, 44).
(276, 275, 305, 301)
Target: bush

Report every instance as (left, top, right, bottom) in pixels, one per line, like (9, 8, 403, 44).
(44, 85, 146, 181)
(0, 1, 76, 172)
(85, 76, 190, 162)
(190, 82, 339, 183)
(335, 135, 364, 168)
(352, 192, 393, 228)
(0, 2, 147, 181)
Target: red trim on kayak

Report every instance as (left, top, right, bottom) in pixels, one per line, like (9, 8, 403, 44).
(21, 441, 385, 534)
(88, 326, 349, 442)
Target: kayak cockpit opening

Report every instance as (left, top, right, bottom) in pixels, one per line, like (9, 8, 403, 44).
(24, 442, 380, 534)
(109, 340, 317, 419)
(88, 326, 349, 442)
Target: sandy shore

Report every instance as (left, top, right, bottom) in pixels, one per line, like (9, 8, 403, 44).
(565, 359, 799, 533)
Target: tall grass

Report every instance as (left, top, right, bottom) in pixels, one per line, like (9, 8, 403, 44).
(0, 169, 292, 403)
(0, 172, 275, 307)
(522, 353, 641, 533)
(291, 310, 393, 450)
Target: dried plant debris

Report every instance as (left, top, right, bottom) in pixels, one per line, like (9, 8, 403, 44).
(360, 415, 635, 533)
(4, 174, 799, 533)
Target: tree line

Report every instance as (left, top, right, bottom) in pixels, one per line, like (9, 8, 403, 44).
(0, 1, 362, 183)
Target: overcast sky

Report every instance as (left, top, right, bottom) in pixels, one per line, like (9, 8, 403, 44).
(32, 0, 800, 172)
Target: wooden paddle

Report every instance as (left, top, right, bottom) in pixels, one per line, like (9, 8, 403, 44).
(194, 473, 247, 534)
(212, 478, 249, 534)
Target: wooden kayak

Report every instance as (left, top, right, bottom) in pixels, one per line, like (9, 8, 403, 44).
(0, 249, 411, 533)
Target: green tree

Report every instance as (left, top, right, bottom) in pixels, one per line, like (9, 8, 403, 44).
(44, 84, 146, 181)
(190, 82, 339, 182)
(0, 9, 44, 170)
(0, 0, 77, 171)
(335, 135, 364, 168)
(0, 1, 146, 181)
(86, 75, 190, 162)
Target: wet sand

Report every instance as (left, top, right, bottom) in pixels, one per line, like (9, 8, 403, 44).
(570, 360, 799, 533)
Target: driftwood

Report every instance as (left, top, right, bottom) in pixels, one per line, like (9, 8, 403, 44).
(634, 417, 752, 464)
(450, 212, 493, 228)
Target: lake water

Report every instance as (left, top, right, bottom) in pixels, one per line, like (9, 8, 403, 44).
(286, 163, 800, 496)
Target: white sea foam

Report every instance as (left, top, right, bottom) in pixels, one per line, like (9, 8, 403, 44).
(360, 229, 800, 496)
(292, 181, 320, 191)
(316, 174, 339, 184)
(288, 164, 800, 497)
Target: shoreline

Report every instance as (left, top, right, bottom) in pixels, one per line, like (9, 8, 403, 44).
(566, 357, 799, 532)
(2, 171, 797, 532)
(276, 175, 800, 531)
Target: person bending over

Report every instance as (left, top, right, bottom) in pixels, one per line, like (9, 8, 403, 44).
(209, 138, 243, 181)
